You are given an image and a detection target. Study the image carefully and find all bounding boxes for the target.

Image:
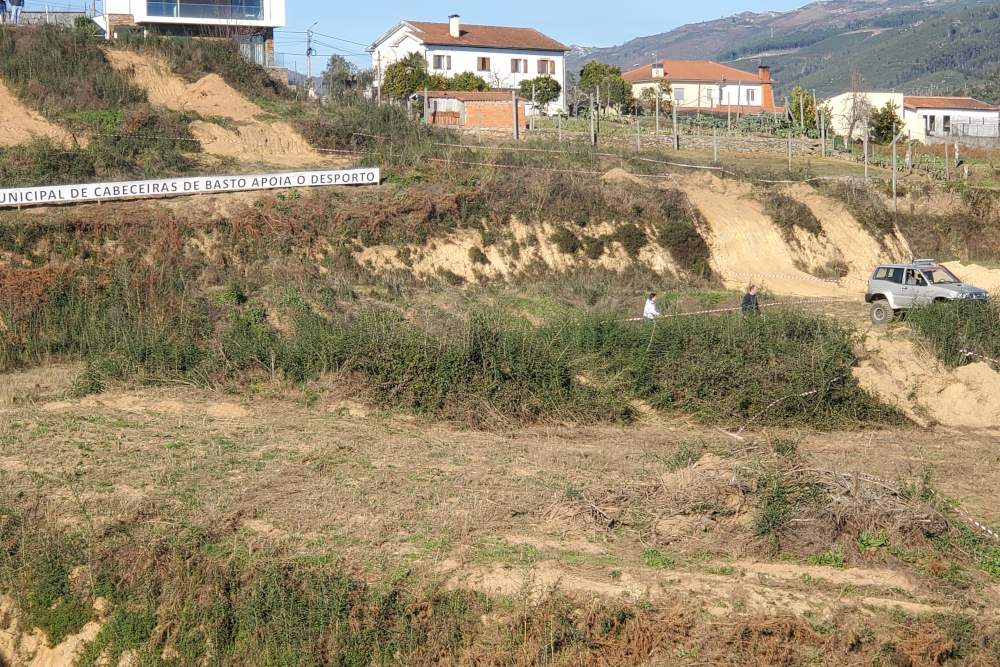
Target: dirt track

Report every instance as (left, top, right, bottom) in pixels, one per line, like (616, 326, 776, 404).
(2, 370, 1000, 664)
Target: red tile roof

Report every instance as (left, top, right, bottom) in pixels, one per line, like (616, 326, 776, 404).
(406, 21, 568, 52)
(426, 91, 525, 102)
(624, 60, 772, 84)
(903, 96, 997, 111)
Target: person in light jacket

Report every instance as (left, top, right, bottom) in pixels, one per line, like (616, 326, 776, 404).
(9, 0, 23, 24)
(643, 293, 661, 321)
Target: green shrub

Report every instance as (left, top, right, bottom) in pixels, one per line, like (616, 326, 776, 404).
(906, 300, 1000, 368)
(468, 246, 489, 264)
(762, 190, 823, 239)
(641, 548, 676, 569)
(550, 227, 582, 255)
(611, 223, 648, 258)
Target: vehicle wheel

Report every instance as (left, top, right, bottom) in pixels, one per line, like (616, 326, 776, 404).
(870, 300, 894, 326)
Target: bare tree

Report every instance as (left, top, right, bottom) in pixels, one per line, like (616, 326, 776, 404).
(842, 71, 873, 142)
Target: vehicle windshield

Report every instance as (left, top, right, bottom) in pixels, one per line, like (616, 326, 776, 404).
(920, 267, 960, 284)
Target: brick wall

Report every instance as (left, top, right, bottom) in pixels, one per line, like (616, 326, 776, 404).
(463, 101, 526, 129)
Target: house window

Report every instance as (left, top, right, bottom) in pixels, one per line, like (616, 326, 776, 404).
(943, 115, 951, 133)
(674, 87, 685, 100)
(433, 55, 452, 70)
(147, 0, 263, 20)
(537, 59, 555, 75)
(511, 59, 527, 73)
(927, 115, 935, 133)
(477, 57, 491, 72)
(747, 89, 755, 102)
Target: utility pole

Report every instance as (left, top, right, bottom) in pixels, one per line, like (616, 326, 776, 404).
(891, 125, 906, 213)
(864, 120, 869, 180)
(531, 84, 536, 131)
(596, 85, 601, 136)
(945, 141, 949, 180)
(673, 96, 679, 150)
(713, 126, 718, 163)
(511, 91, 519, 141)
(799, 94, 805, 134)
(655, 86, 660, 136)
(558, 112, 562, 142)
(376, 53, 382, 105)
(424, 88, 429, 123)
(636, 113, 641, 152)
(305, 22, 318, 91)
(590, 93, 595, 146)
(787, 130, 792, 172)
(820, 109, 826, 158)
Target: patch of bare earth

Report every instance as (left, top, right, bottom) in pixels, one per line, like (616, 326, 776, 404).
(2, 377, 998, 659)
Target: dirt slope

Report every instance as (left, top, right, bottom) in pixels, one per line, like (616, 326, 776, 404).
(678, 173, 908, 298)
(942, 261, 1000, 295)
(854, 331, 1000, 428)
(355, 217, 681, 284)
(103, 50, 342, 169)
(0, 81, 87, 148)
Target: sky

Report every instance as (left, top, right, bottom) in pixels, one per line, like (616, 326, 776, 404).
(277, 0, 814, 72)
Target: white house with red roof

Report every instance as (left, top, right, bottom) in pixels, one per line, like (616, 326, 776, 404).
(367, 15, 569, 111)
(825, 92, 999, 142)
(623, 60, 778, 114)
(903, 96, 999, 140)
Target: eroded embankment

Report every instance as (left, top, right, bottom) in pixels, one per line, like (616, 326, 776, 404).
(678, 173, 910, 298)
(102, 50, 339, 168)
(0, 80, 86, 148)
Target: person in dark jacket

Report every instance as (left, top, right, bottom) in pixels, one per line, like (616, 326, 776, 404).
(0, 0, 8, 23)
(9, 0, 22, 24)
(741, 285, 761, 318)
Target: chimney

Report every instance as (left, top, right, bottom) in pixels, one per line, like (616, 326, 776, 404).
(758, 65, 775, 111)
(651, 62, 664, 79)
(449, 14, 460, 38)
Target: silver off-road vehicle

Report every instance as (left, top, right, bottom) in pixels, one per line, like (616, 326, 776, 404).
(865, 259, 989, 325)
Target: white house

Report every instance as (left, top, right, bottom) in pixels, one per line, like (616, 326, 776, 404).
(903, 96, 999, 141)
(368, 15, 569, 112)
(97, 0, 285, 67)
(623, 60, 778, 114)
(825, 92, 999, 143)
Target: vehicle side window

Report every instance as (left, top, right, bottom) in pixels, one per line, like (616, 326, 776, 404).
(875, 267, 903, 284)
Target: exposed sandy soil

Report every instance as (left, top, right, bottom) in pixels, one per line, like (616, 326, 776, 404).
(355, 217, 682, 284)
(1, 364, 998, 648)
(0, 596, 102, 667)
(102, 50, 343, 169)
(855, 330, 1000, 428)
(678, 172, 909, 298)
(943, 260, 1000, 295)
(0, 81, 87, 148)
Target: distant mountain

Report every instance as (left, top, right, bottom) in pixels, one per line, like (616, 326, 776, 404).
(569, 0, 1000, 96)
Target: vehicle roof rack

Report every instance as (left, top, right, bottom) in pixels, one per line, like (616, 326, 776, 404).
(912, 258, 936, 265)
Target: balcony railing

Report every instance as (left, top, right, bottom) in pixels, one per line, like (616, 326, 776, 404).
(147, 0, 264, 21)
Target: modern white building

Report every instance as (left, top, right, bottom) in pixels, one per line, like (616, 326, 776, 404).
(623, 60, 778, 114)
(367, 15, 569, 112)
(825, 92, 999, 143)
(97, 0, 285, 67)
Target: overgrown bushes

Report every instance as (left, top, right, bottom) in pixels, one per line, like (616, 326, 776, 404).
(0, 25, 201, 185)
(906, 299, 1000, 367)
(761, 190, 823, 239)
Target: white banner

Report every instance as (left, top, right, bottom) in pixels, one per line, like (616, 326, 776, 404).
(0, 167, 381, 208)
